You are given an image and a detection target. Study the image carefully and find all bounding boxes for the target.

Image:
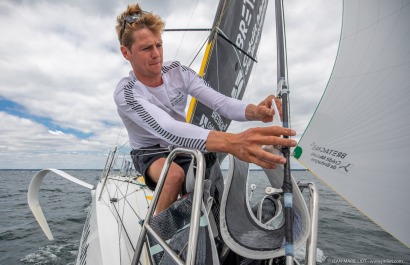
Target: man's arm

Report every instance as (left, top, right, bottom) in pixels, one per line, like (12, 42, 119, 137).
(245, 95, 282, 122)
(205, 126, 297, 169)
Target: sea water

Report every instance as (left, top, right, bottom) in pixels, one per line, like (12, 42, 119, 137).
(0, 169, 409, 265)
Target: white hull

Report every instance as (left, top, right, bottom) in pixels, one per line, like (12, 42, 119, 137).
(28, 148, 318, 264)
(76, 175, 153, 265)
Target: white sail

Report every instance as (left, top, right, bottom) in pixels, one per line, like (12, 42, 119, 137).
(295, 0, 410, 247)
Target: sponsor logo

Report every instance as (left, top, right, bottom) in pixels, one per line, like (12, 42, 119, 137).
(211, 111, 227, 131)
(170, 91, 184, 107)
(231, 0, 267, 99)
(199, 114, 215, 130)
(308, 142, 353, 173)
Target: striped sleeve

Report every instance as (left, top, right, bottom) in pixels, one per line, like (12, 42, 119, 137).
(178, 63, 249, 121)
(115, 79, 211, 151)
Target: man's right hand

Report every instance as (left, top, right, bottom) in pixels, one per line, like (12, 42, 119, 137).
(205, 126, 297, 169)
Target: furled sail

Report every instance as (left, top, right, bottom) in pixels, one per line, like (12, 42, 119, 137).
(295, 0, 410, 247)
(186, 0, 268, 132)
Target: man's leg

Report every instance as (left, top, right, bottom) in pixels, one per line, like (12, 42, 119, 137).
(146, 158, 186, 215)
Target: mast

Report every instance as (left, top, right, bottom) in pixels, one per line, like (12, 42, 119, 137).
(275, 0, 294, 264)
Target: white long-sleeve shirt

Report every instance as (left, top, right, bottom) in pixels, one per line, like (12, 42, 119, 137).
(114, 61, 249, 151)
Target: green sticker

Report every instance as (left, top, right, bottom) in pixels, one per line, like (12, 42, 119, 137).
(293, 146, 303, 159)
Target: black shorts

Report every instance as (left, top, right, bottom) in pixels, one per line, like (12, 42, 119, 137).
(130, 144, 192, 191)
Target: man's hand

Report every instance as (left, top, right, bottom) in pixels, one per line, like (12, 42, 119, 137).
(245, 95, 282, 123)
(206, 126, 297, 169)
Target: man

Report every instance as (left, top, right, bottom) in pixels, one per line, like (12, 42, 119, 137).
(114, 4, 297, 214)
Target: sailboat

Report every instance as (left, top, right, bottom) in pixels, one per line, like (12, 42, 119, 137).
(28, 0, 316, 264)
(26, 0, 409, 264)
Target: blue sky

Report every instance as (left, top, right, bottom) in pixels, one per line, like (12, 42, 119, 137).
(0, 0, 342, 169)
(0, 96, 93, 139)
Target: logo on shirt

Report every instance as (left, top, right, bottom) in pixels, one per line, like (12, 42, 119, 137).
(170, 91, 184, 107)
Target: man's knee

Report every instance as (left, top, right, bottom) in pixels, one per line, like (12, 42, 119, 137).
(147, 158, 185, 187)
(165, 165, 185, 187)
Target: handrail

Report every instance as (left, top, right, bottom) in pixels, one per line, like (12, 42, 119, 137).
(98, 147, 117, 201)
(298, 182, 319, 265)
(132, 147, 206, 265)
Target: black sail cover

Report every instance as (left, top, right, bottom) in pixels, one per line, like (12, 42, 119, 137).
(187, 0, 268, 131)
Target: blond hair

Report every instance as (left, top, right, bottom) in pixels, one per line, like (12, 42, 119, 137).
(116, 4, 165, 50)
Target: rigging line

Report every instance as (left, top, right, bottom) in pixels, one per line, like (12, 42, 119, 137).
(118, 175, 134, 257)
(229, 31, 247, 98)
(105, 176, 142, 253)
(113, 169, 132, 238)
(118, 141, 130, 151)
(113, 126, 127, 149)
(113, 182, 144, 219)
(108, 176, 144, 187)
(173, 0, 201, 61)
(188, 34, 211, 68)
(231, 38, 249, 133)
(162, 0, 182, 22)
(114, 133, 122, 148)
(137, 150, 171, 157)
(108, 176, 144, 220)
(134, 147, 169, 151)
(142, 186, 151, 205)
(116, 185, 145, 202)
(99, 164, 144, 239)
(109, 191, 136, 253)
(216, 28, 258, 63)
(165, 28, 211, 32)
(98, 196, 135, 258)
(219, 0, 234, 24)
(246, 56, 257, 104)
(209, 0, 257, 63)
(215, 31, 220, 93)
(199, 0, 231, 76)
(283, 15, 292, 132)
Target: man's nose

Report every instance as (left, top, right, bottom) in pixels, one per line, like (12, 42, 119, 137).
(152, 46, 160, 57)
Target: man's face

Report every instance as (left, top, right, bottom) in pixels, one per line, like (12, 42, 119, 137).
(122, 28, 163, 85)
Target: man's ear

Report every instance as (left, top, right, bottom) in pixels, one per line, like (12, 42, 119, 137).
(120, 45, 130, 60)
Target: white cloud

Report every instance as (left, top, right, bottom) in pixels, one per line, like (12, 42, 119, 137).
(0, 111, 113, 168)
(48, 130, 65, 136)
(0, 0, 342, 168)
